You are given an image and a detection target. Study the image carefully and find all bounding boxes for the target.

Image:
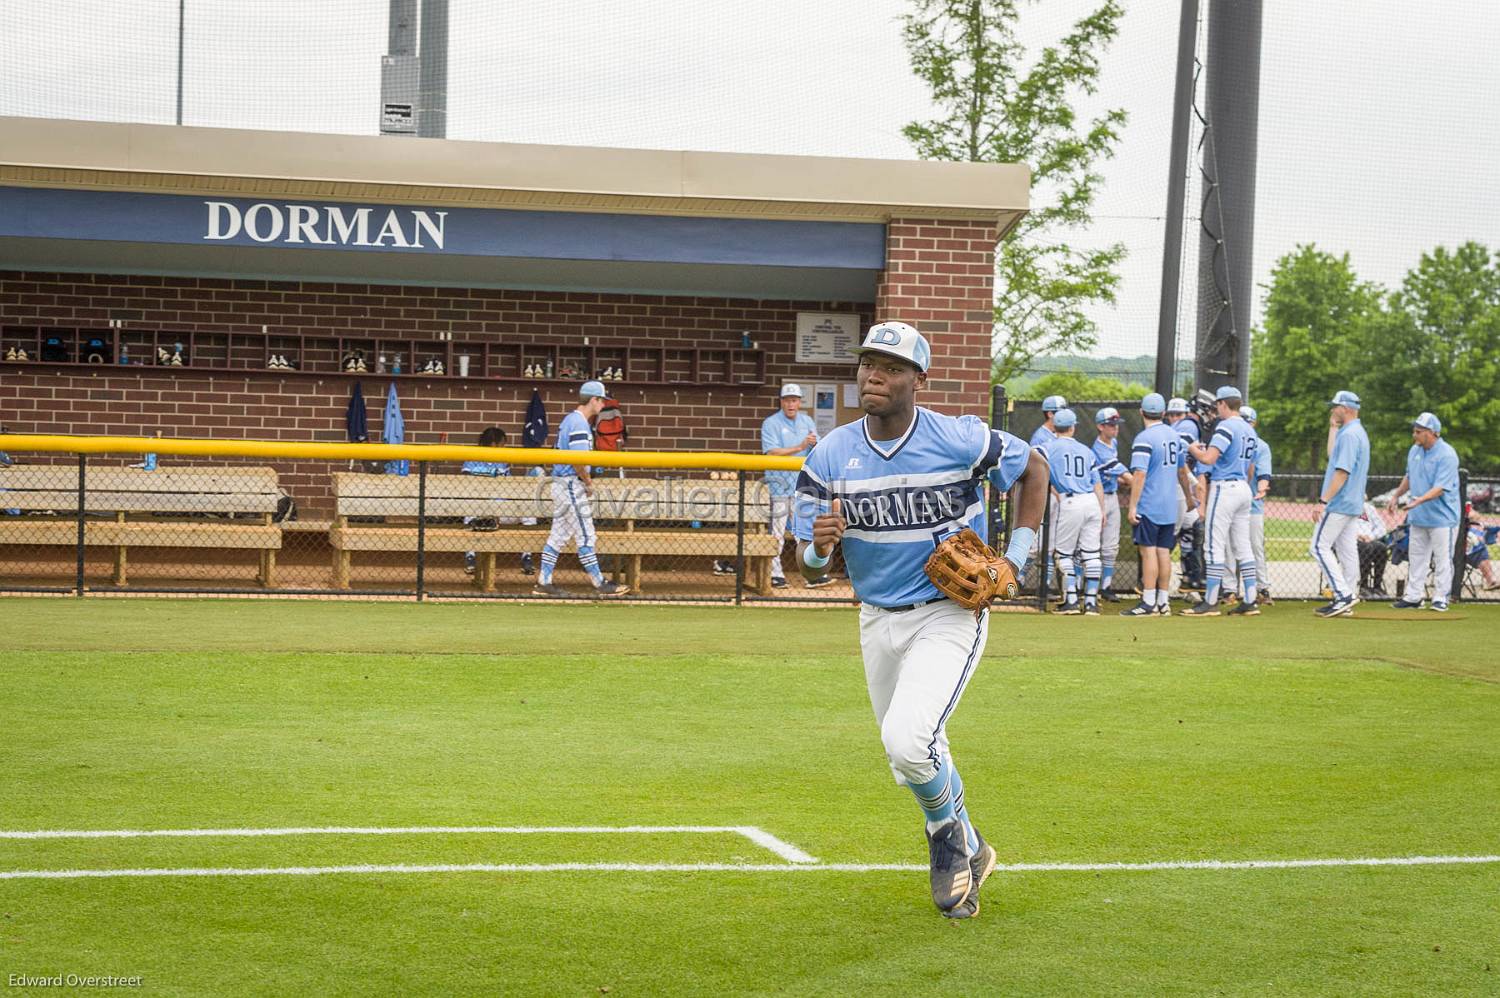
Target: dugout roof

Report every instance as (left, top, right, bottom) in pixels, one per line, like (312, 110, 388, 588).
(0, 117, 1029, 301)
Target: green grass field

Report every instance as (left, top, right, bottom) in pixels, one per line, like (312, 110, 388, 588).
(3, 598, 1498, 996)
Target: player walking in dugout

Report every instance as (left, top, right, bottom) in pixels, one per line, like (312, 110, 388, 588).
(794, 320, 1047, 919)
(1311, 390, 1370, 618)
(1122, 393, 1198, 617)
(533, 380, 630, 598)
(1183, 386, 1261, 617)
(1391, 411, 1460, 611)
(1042, 409, 1107, 615)
(1091, 407, 1135, 601)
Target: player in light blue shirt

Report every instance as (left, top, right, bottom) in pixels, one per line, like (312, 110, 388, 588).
(1123, 393, 1197, 616)
(1241, 406, 1274, 604)
(535, 381, 629, 598)
(1392, 411, 1461, 610)
(743, 383, 818, 588)
(1311, 390, 1370, 616)
(794, 320, 1048, 920)
(1029, 395, 1067, 449)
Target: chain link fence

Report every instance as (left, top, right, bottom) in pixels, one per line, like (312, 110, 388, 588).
(0, 448, 858, 603)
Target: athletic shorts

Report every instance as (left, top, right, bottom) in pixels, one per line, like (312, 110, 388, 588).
(1132, 517, 1177, 551)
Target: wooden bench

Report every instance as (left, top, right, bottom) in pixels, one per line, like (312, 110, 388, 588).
(329, 473, 782, 593)
(0, 465, 283, 586)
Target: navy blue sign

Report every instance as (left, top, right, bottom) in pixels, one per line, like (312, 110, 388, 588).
(0, 186, 886, 270)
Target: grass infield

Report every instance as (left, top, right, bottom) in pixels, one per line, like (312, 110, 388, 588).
(2, 598, 1498, 996)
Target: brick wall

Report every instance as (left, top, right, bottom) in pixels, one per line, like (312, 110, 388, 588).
(1, 220, 998, 511)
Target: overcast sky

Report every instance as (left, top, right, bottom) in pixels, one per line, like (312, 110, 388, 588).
(6, 0, 1499, 366)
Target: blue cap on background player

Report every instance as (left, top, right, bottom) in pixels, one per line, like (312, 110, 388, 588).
(1241, 404, 1258, 424)
(1095, 406, 1121, 425)
(1214, 385, 1243, 401)
(1412, 411, 1441, 434)
(580, 380, 607, 399)
(1041, 394, 1067, 413)
(1329, 389, 1361, 409)
(1166, 396, 1189, 414)
(1141, 392, 1166, 415)
(779, 383, 804, 398)
(851, 321, 931, 372)
(1052, 408, 1077, 429)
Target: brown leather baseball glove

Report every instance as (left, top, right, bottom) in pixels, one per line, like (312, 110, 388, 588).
(924, 528, 1019, 612)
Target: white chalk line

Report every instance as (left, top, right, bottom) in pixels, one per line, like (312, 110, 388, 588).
(0, 824, 818, 866)
(2, 855, 1499, 881)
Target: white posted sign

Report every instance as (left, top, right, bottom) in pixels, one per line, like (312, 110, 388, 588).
(795, 313, 860, 364)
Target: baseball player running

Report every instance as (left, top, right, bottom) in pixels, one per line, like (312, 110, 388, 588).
(1312, 390, 1370, 617)
(533, 380, 630, 598)
(1091, 407, 1134, 600)
(1043, 409, 1106, 615)
(1391, 412, 1460, 611)
(1241, 405, 1274, 605)
(794, 320, 1047, 919)
(1122, 393, 1197, 617)
(1184, 386, 1259, 616)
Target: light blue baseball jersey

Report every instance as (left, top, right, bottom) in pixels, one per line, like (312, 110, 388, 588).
(1323, 420, 1370, 515)
(1091, 437, 1125, 495)
(1045, 437, 1100, 495)
(1130, 422, 1186, 524)
(1029, 424, 1057, 449)
(793, 408, 1030, 608)
(761, 410, 816, 497)
(1405, 437, 1460, 527)
(1204, 415, 1253, 482)
(552, 409, 592, 477)
(1249, 435, 1273, 515)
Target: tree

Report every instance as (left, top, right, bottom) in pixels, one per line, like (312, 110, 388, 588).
(1248, 245, 1381, 471)
(1015, 371, 1148, 402)
(1357, 243, 1500, 470)
(903, 0, 1127, 384)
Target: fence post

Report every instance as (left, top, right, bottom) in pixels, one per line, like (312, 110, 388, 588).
(1452, 467, 1469, 603)
(416, 461, 428, 602)
(734, 470, 747, 606)
(75, 453, 87, 597)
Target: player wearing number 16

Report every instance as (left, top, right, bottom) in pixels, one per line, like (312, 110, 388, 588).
(793, 320, 1048, 919)
(1183, 386, 1260, 617)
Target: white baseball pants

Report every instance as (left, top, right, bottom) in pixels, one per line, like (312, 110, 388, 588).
(860, 600, 988, 787)
(1404, 524, 1457, 603)
(546, 477, 595, 551)
(1311, 510, 1360, 601)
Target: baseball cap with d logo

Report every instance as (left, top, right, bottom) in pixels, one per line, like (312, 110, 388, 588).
(852, 321, 932, 373)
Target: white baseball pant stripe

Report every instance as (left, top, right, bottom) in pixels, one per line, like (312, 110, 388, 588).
(546, 477, 595, 551)
(1100, 497, 1121, 567)
(860, 600, 988, 787)
(1310, 510, 1360, 601)
(1052, 492, 1103, 561)
(768, 495, 792, 581)
(1204, 480, 1251, 568)
(1404, 524, 1456, 603)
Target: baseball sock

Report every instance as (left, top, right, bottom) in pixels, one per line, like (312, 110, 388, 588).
(1205, 564, 1225, 605)
(539, 544, 560, 584)
(577, 546, 605, 587)
(1239, 559, 1258, 603)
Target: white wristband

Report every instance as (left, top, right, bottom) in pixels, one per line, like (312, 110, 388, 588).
(802, 545, 831, 569)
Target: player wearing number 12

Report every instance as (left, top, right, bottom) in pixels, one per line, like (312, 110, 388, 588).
(1184, 385, 1260, 617)
(794, 320, 1048, 920)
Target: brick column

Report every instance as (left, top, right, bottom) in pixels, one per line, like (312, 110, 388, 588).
(874, 218, 998, 417)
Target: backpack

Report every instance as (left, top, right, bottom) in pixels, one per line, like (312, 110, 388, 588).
(594, 398, 627, 451)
